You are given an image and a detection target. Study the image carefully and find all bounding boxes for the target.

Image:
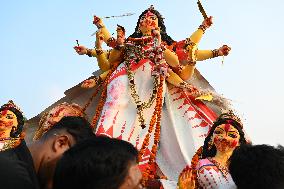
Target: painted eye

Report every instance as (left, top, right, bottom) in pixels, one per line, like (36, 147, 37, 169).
(6, 115, 13, 119)
(151, 16, 157, 20)
(214, 130, 222, 134)
(229, 133, 237, 138)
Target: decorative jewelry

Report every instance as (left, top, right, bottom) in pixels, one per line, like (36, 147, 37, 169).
(1, 100, 23, 114)
(0, 137, 21, 152)
(95, 49, 104, 56)
(207, 157, 229, 178)
(212, 49, 219, 58)
(106, 37, 117, 48)
(198, 24, 207, 33)
(86, 48, 93, 57)
(208, 137, 214, 149)
(219, 110, 244, 128)
(114, 45, 124, 51)
(124, 36, 166, 129)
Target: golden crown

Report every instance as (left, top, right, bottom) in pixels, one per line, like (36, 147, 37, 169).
(1, 100, 23, 114)
(219, 110, 243, 128)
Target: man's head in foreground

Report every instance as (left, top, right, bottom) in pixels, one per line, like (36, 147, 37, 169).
(29, 116, 94, 189)
(229, 144, 284, 189)
(53, 136, 142, 189)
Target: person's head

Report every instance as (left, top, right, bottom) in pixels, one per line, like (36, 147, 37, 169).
(0, 100, 24, 139)
(202, 112, 247, 158)
(229, 144, 284, 189)
(34, 102, 85, 140)
(129, 5, 174, 45)
(53, 137, 142, 189)
(34, 116, 94, 189)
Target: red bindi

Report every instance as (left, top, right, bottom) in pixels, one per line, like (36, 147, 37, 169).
(1, 110, 8, 116)
(224, 124, 231, 132)
(145, 11, 155, 17)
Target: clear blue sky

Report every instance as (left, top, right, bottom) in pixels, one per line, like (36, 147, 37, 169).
(1, 0, 284, 145)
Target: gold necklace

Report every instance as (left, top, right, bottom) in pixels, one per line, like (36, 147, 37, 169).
(208, 157, 229, 178)
(0, 137, 21, 152)
(124, 37, 160, 129)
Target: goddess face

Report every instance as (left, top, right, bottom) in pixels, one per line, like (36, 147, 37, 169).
(139, 11, 158, 34)
(41, 104, 83, 130)
(0, 110, 18, 137)
(212, 123, 240, 153)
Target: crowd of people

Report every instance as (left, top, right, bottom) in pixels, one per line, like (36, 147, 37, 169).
(1, 5, 284, 189)
(0, 100, 283, 189)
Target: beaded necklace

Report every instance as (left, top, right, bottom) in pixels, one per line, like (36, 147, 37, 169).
(207, 157, 229, 179)
(0, 137, 21, 152)
(124, 36, 164, 129)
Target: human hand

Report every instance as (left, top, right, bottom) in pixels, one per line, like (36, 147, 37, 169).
(202, 16, 213, 29)
(74, 46, 87, 55)
(81, 78, 98, 88)
(218, 45, 231, 56)
(93, 15, 104, 29)
(178, 168, 196, 189)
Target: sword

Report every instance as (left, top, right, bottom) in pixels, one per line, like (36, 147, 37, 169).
(197, 0, 208, 19)
(91, 13, 135, 36)
(102, 13, 135, 19)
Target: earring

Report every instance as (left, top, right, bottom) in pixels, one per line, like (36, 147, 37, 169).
(208, 138, 213, 150)
(136, 28, 141, 34)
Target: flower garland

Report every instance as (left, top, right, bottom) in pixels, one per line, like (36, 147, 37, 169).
(140, 75, 164, 186)
(124, 36, 166, 129)
(91, 62, 120, 128)
(82, 81, 102, 112)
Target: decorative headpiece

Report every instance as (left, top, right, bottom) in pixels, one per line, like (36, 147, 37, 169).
(33, 102, 85, 140)
(0, 100, 25, 151)
(1, 100, 23, 114)
(218, 110, 243, 128)
(148, 5, 155, 11)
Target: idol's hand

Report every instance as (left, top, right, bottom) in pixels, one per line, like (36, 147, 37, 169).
(202, 16, 213, 29)
(218, 45, 231, 56)
(152, 27, 161, 38)
(93, 15, 104, 29)
(95, 31, 104, 48)
(81, 78, 98, 88)
(178, 169, 196, 189)
(116, 27, 125, 46)
(74, 46, 87, 55)
(152, 27, 161, 45)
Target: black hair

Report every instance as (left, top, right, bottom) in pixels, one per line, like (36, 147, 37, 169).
(229, 144, 284, 189)
(128, 8, 174, 46)
(53, 137, 138, 189)
(202, 113, 247, 158)
(44, 116, 94, 143)
(0, 106, 24, 138)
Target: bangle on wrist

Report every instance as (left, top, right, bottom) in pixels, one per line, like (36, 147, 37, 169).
(86, 48, 93, 57)
(198, 25, 207, 34)
(95, 49, 104, 56)
(211, 49, 219, 58)
(96, 23, 105, 29)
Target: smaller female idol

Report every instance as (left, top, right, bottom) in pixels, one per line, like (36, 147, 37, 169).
(0, 100, 25, 151)
(178, 112, 247, 189)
